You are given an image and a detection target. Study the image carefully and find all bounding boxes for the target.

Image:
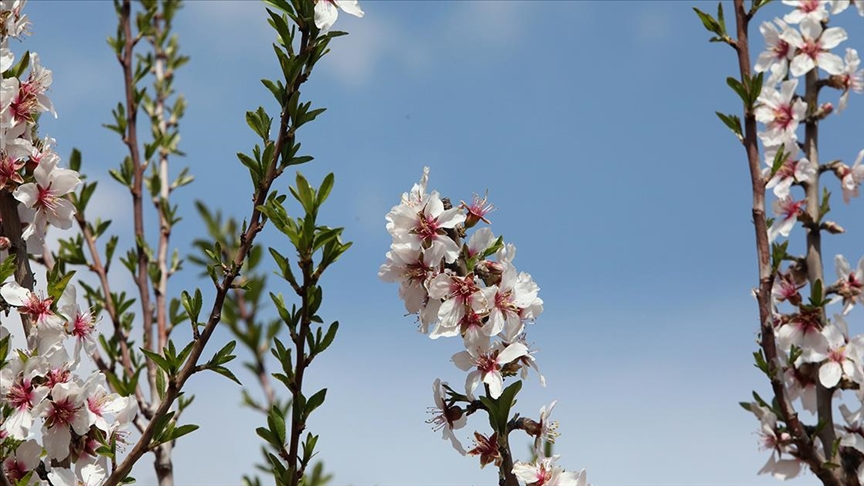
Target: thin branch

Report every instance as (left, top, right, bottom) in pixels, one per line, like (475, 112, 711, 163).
(116, 0, 157, 406)
(103, 24, 317, 486)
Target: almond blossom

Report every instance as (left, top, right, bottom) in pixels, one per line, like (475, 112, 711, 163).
(781, 17, 848, 77)
(2, 439, 42, 483)
(782, 0, 829, 24)
(452, 341, 528, 399)
(840, 149, 864, 203)
(755, 19, 794, 77)
(427, 272, 487, 335)
(763, 143, 815, 199)
(386, 191, 466, 264)
(755, 79, 806, 145)
(426, 378, 467, 455)
(750, 402, 803, 479)
(487, 263, 542, 341)
(512, 455, 589, 486)
(767, 196, 806, 243)
(803, 315, 864, 387)
(378, 245, 439, 318)
(13, 154, 81, 246)
(832, 254, 864, 314)
(835, 48, 863, 112)
(36, 381, 91, 461)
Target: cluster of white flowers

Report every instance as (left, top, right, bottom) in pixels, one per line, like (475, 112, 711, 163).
(380, 168, 588, 485)
(749, 0, 864, 480)
(1, 2, 138, 484)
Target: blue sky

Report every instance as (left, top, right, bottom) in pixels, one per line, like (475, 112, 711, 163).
(12, 1, 864, 485)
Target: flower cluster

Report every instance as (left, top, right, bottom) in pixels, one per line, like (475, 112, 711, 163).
(1, 2, 138, 484)
(380, 168, 587, 485)
(748, 0, 864, 480)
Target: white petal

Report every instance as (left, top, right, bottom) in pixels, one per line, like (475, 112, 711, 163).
(820, 361, 843, 387)
(314, 1, 338, 32)
(337, 0, 364, 18)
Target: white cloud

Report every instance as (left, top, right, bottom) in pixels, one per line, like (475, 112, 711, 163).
(635, 10, 672, 42)
(320, 10, 433, 87)
(448, 0, 531, 46)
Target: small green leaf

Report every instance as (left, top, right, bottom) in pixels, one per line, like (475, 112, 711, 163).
(304, 388, 327, 418)
(726, 77, 748, 105)
(715, 112, 743, 142)
(693, 8, 722, 36)
(141, 348, 173, 375)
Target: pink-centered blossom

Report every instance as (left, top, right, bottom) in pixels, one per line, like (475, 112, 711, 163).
(387, 191, 466, 264)
(452, 341, 528, 399)
(805, 315, 863, 387)
(781, 17, 848, 77)
(427, 272, 487, 336)
(767, 196, 806, 243)
(782, 0, 829, 24)
(487, 263, 542, 340)
(379, 245, 439, 318)
(37, 381, 90, 461)
(13, 155, 81, 245)
(755, 19, 794, 77)
(755, 79, 806, 145)
(777, 307, 827, 356)
(2, 439, 42, 483)
(840, 149, 864, 203)
(835, 48, 863, 112)
(763, 142, 815, 199)
(512, 455, 588, 486)
(833, 254, 864, 314)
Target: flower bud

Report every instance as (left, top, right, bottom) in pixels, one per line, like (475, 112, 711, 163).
(813, 102, 833, 121)
(822, 221, 845, 234)
(475, 259, 503, 286)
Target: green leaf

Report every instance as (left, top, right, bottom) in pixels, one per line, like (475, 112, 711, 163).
(715, 112, 743, 142)
(769, 145, 787, 178)
(48, 271, 76, 304)
(141, 347, 173, 375)
(0, 255, 17, 284)
(819, 187, 831, 219)
(693, 8, 722, 36)
(180, 289, 201, 324)
(478, 395, 499, 433)
(495, 380, 522, 434)
(304, 388, 327, 418)
(809, 279, 824, 307)
(316, 322, 338, 353)
(771, 241, 789, 272)
(150, 411, 176, 445)
(748, 72, 764, 107)
(267, 406, 287, 444)
(726, 77, 748, 105)
(166, 423, 199, 442)
(317, 173, 335, 207)
(716, 3, 726, 36)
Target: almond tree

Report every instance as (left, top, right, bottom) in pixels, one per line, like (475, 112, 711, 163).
(695, 0, 863, 483)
